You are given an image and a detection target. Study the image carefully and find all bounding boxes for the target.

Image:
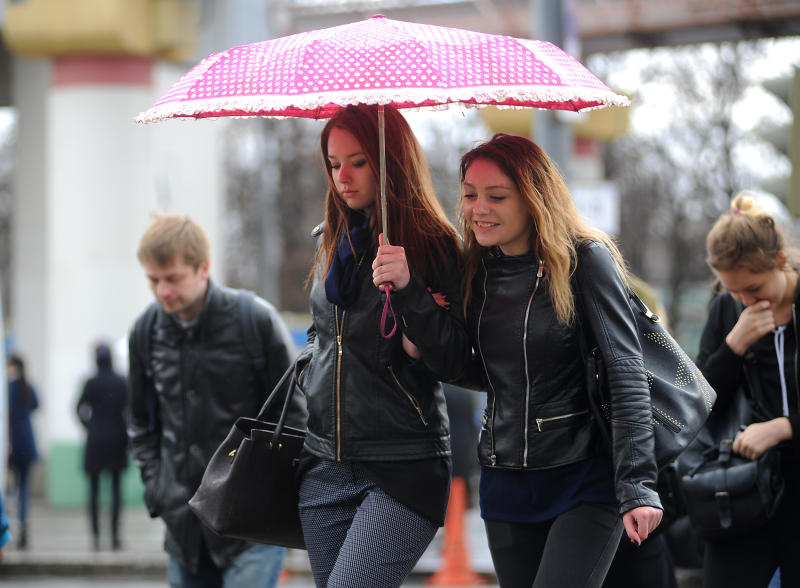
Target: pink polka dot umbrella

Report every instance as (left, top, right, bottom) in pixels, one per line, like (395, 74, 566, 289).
(135, 15, 629, 336)
(136, 15, 628, 123)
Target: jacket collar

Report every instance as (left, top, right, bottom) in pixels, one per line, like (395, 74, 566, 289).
(484, 245, 536, 261)
(161, 277, 217, 332)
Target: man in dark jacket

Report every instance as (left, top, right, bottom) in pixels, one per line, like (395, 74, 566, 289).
(77, 342, 128, 551)
(128, 215, 296, 588)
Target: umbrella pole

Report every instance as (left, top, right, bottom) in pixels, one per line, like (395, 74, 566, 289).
(377, 104, 397, 339)
(378, 104, 388, 245)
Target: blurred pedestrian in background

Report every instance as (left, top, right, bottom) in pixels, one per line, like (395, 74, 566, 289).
(0, 490, 10, 562)
(7, 353, 39, 550)
(458, 134, 662, 587)
(76, 342, 128, 551)
(443, 383, 481, 503)
(695, 193, 800, 587)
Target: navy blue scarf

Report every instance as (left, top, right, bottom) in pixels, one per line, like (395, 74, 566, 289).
(325, 211, 372, 309)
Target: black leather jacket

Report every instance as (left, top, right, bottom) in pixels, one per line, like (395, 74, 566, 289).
(468, 242, 660, 514)
(128, 279, 296, 571)
(296, 243, 469, 462)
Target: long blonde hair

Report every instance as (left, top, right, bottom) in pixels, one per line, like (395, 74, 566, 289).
(459, 133, 625, 325)
(706, 192, 800, 273)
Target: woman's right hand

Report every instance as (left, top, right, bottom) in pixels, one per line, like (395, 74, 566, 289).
(725, 300, 775, 355)
(622, 506, 662, 546)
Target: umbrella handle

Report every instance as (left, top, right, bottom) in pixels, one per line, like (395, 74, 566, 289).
(378, 105, 388, 244)
(380, 285, 397, 339)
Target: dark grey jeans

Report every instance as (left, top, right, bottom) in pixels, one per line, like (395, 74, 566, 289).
(298, 458, 438, 588)
(485, 502, 624, 588)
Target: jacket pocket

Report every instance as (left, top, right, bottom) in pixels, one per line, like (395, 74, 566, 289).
(386, 365, 429, 426)
(534, 409, 590, 432)
(528, 409, 602, 468)
(143, 462, 164, 517)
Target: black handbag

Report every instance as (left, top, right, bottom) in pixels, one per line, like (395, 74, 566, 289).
(188, 366, 306, 549)
(679, 438, 784, 539)
(579, 288, 717, 470)
(677, 383, 785, 540)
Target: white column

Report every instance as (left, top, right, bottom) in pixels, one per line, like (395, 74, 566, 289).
(11, 56, 227, 499)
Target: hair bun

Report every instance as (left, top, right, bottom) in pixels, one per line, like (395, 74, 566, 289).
(731, 192, 757, 216)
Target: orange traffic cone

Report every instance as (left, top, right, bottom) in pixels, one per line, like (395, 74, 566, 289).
(427, 477, 486, 586)
(279, 567, 290, 583)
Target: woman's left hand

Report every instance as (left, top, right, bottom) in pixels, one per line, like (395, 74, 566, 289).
(622, 506, 662, 546)
(402, 335, 421, 359)
(733, 418, 792, 460)
(373, 233, 410, 291)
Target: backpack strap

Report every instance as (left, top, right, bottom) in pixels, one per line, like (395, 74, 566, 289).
(134, 302, 159, 432)
(237, 290, 269, 393)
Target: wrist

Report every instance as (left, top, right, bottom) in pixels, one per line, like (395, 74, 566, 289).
(725, 333, 747, 356)
(777, 417, 793, 441)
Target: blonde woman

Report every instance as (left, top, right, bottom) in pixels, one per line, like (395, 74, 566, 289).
(697, 193, 800, 587)
(459, 133, 662, 587)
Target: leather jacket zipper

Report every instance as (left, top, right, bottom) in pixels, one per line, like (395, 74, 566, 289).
(522, 261, 544, 467)
(535, 410, 589, 431)
(478, 259, 543, 467)
(652, 407, 682, 433)
(331, 253, 366, 462)
(335, 308, 345, 462)
(476, 261, 497, 465)
(387, 365, 428, 426)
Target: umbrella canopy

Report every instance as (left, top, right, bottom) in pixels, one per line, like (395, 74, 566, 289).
(135, 15, 629, 124)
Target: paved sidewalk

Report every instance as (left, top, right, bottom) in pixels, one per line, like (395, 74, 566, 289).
(0, 499, 497, 583)
(1, 501, 167, 577)
(1, 499, 702, 586)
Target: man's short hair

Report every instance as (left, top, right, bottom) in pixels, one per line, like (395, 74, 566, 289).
(137, 214, 210, 269)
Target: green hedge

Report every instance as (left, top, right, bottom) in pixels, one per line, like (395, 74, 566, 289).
(46, 442, 145, 508)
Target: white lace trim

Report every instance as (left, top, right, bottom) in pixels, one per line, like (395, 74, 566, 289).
(134, 87, 631, 123)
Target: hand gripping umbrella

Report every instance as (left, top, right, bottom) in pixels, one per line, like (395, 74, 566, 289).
(135, 14, 629, 335)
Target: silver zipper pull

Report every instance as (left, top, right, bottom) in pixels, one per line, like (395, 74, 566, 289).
(536, 418, 543, 431)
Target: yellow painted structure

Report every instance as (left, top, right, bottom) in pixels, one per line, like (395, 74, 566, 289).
(480, 106, 536, 136)
(4, 0, 197, 61)
(572, 104, 631, 142)
(480, 98, 630, 141)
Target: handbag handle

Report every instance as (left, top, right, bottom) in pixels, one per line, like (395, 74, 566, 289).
(254, 363, 300, 446)
(626, 288, 660, 323)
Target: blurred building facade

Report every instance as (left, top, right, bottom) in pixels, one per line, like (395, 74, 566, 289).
(0, 0, 797, 507)
(0, 0, 275, 507)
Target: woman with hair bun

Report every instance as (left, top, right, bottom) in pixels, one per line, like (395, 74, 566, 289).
(697, 192, 800, 587)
